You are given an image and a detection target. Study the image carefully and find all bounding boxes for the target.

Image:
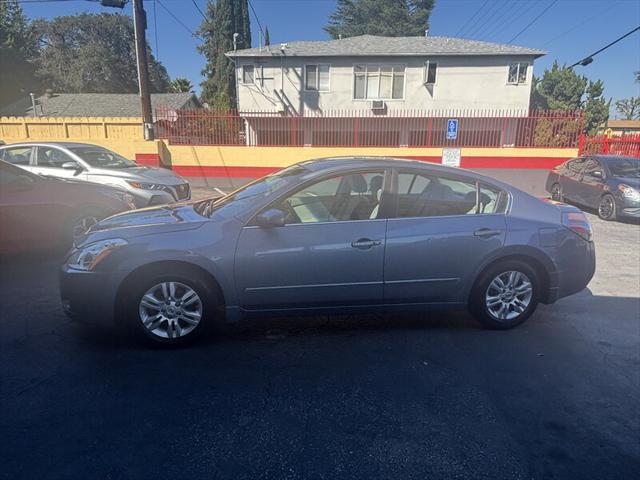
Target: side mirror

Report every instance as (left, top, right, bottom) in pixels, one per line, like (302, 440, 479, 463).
(255, 208, 286, 228)
(62, 161, 84, 176)
(591, 170, 604, 179)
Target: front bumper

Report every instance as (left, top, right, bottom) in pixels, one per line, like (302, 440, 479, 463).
(620, 206, 640, 218)
(59, 265, 121, 326)
(129, 183, 191, 207)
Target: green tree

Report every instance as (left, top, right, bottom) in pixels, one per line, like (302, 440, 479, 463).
(34, 13, 170, 94)
(0, 0, 39, 106)
(170, 77, 194, 93)
(531, 61, 609, 135)
(264, 26, 270, 46)
(198, 0, 251, 109)
(615, 97, 640, 120)
(325, 0, 435, 39)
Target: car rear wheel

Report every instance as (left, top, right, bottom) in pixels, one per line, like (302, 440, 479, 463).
(550, 183, 563, 202)
(124, 270, 217, 346)
(597, 194, 617, 220)
(469, 260, 539, 329)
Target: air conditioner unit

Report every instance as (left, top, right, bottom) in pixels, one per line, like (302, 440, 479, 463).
(371, 100, 386, 111)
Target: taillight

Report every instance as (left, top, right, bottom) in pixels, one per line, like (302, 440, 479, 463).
(562, 211, 592, 241)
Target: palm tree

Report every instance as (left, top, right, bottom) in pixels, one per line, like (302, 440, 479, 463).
(170, 77, 194, 93)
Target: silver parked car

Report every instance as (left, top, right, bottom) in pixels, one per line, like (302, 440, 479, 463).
(60, 157, 595, 346)
(0, 142, 190, 207)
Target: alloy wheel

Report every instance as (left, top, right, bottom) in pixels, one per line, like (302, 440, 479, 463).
(138, 281, 203, 339)
(598, 195, 615, 220)
(485, 271, 533, 322)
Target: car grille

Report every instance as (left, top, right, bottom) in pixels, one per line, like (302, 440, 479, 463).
(175, 183, 190, 200)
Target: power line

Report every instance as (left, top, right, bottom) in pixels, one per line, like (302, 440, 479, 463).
(542, 1, 621, 47)
(462, 1, 500, 38)
(190, 0, 206, 21)
(247, 0, 265, 42)
(480, 0, 522, 40)
(570, 25, 640, 67)
(152, 0, 159, 59)
(508, 0, 558, 44)
(455, 0, 489, 37)
(155, 0, 202, 41)
(466, 1, 504, 39)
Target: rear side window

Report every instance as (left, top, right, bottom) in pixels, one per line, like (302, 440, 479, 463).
(395, 172, 507, 218)
(1, 147, 32, 165)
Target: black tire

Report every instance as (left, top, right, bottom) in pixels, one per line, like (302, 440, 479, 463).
(597, 194, 617, 221)
(550, 183, 563, 202)
(469, 260, 540, 330)
(121, 269, 218, 347)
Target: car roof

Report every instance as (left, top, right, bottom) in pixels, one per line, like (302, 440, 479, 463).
(0, 141, 100, 149)
(298, 156, 506, 185)
(591, 155, 640, 163)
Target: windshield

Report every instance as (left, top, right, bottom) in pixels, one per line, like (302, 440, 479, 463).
(607, 158, 640, 178)
(194, 165, 308, 217)
(69, 146, 137, 169)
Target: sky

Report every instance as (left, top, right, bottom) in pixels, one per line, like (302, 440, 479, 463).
(19, 0, 640, 116)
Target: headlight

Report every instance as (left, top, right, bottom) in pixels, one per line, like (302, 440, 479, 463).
(618, 184, 640, 202)
(127, 181, 165, 190)
(68, 239, 128, 271)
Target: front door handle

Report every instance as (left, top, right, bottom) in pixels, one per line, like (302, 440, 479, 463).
(474, 228, 502, 239)
(351, 238, 382, 249)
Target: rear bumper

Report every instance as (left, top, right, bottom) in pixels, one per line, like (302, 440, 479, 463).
(551, 240, 596, 303)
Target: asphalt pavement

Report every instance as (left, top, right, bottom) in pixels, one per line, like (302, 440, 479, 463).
(0, 212, 638, 480)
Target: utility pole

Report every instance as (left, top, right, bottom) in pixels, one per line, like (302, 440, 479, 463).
(132, 0, 154, 140)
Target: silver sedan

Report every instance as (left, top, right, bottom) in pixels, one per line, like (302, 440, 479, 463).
(0, 141, 190, 207)
(60, 157, 596, 346)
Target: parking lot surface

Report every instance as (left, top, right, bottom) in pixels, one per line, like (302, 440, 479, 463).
(1, 211, 638, 479)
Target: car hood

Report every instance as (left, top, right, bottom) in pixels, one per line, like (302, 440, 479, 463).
(43, 175, 130, 196)
(76, 202, 207, 246)
(613, 177, 640, 189)
(87, 166, 185, 184)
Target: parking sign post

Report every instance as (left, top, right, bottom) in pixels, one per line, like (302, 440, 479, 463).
(447, 119, 458, 141)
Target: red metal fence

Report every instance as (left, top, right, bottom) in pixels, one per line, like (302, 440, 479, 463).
(154, 107, 584, 149)
(579, 133, 640, 158)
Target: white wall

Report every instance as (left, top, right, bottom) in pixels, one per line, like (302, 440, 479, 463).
(234, 55, 536, 114)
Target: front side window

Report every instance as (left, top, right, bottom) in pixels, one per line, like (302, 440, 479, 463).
(582, 158, 604, 178)
(35, 147, 74, 169)
(508, 62, 528, 84)
(354, 64, 405, 100)
(395, 172, 506, 218)
(424, 61, 437, 84)
(1, 146, 32, 165)
(305, 64, 330, 91)
(272, 171, 386, 224)
(242, 65, 254, 84)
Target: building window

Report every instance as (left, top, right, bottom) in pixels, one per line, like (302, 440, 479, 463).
(424, 61, 437, 84)
(508, 62, 528, 84)
(305, 64, 330, 91)
(354, 64, 405, 100)
(242, 65, 254, 84)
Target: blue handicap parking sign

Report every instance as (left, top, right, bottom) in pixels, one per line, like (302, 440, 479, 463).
(447, 119, 458, 140)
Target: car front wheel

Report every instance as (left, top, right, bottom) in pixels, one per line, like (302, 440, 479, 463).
(597, 194, 617, 220)
(469, 260, 539, 329)
(124, 270, 217, 346)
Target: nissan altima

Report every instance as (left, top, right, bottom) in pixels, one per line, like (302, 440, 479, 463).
(60, 158, 596, 346)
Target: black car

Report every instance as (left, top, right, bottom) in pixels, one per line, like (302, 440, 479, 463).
(546, 155, 640, 220)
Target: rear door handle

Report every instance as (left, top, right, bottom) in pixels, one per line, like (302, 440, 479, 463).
(474, 228, 502, 238)
(351, 238, 382, 249)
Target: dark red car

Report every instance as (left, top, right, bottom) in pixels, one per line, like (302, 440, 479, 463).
(0, 160, 136, 254)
